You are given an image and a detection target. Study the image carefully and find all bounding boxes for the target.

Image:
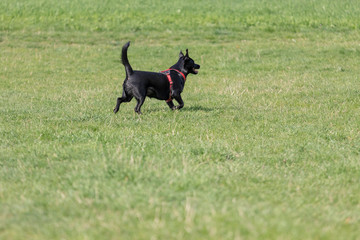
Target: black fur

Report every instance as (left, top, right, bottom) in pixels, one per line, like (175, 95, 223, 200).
(113, 41, 200, 114)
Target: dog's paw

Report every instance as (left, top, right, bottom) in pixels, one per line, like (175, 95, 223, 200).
(113, 108, 119, 114)
(134, 110, 142, 115)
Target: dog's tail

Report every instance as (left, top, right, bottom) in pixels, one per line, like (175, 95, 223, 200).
(121, 41, 134, 77)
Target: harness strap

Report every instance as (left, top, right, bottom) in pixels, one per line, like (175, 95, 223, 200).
(160, 69, 186, 102)
(165, 74, 173, 102)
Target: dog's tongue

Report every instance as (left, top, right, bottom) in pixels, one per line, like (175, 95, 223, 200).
(193, 68, 198, 73)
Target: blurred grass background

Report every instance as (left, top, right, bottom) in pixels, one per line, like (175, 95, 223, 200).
(1, 0, 360, 239)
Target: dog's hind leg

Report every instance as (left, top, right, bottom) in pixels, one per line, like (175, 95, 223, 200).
(134, 96, 145, 114)
(132, 87, 147, 114)
(113, 91, 133, 114)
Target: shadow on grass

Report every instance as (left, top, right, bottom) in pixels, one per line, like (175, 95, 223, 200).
(181, 105, 213, 112)
(144, 104, 213, 114)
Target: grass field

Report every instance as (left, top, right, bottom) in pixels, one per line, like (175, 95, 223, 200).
(1, 0, 360, 239)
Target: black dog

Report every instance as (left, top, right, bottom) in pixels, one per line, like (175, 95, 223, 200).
(113, 41, 200, 114)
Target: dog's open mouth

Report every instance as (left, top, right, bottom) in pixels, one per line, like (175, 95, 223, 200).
(192, 64, 200, 74)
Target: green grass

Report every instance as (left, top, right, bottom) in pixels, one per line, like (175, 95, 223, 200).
(1, 0, 360, 239)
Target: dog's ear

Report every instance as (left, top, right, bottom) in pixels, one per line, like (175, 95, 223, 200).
(185, 49, 189, 57)
(179, 50, 184, 58)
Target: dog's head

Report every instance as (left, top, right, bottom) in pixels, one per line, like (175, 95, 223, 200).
(179, 49, 200, 75)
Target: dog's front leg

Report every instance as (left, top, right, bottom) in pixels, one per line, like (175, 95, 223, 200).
(166, 100, 177, 110)
(173, 94, 184, 110)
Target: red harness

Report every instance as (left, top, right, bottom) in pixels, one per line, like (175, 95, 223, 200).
(160, 69, 186, 102)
